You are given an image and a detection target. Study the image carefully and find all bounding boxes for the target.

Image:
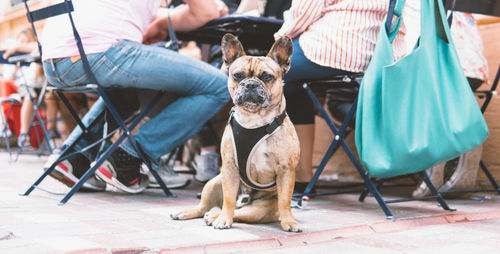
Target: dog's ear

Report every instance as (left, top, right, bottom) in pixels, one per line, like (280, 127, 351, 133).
(267, 36, 293, 74)
(221, 33, 246, 70)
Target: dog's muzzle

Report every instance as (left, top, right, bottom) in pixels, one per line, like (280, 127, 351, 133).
(234, 79, 269, 109)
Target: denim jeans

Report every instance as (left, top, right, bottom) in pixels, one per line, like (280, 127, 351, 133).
(43, 40, 229, 163)
(284, 38, 352, 124)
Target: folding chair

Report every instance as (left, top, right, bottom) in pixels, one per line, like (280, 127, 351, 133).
(6, 54, 55, 158)
(0, 95, 21, 161)
(20, 0, 174, 205)
(298, 75, 454, 219)
(436, 64, 500, 196)
(296, 0, 454, 219)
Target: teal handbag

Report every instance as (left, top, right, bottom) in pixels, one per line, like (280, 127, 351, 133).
(354, 0, 489, 178)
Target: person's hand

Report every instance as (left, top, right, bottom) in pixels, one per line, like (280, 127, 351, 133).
(1, 46, 17, 59)
(215, 0, 229, 17)
(142, 17, 168, 45)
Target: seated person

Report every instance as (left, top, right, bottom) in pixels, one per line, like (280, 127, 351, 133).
(41, 0, 230, 193)
(2, 27, 43, 147)
(274, 0, 406, 193)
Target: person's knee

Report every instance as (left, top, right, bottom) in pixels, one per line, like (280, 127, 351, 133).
(212, 72, 230, 104)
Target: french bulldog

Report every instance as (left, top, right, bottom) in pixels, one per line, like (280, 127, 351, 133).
(171, 33, 301, 232)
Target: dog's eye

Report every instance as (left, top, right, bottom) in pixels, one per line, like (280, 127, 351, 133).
(259, 72, 274, 83)
(232, 72, 245, 81)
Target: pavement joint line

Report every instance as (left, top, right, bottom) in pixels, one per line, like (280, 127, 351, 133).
(0, 229, 15, 241)
(155, 209, 500, 252)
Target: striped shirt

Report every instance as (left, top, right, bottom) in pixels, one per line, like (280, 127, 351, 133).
(275, 0, 406, 73)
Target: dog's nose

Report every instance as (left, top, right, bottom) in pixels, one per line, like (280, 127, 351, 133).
(244, 81, 259, 90)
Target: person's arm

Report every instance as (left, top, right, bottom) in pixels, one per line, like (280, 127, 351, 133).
(143, 0, 227, 45)
(274, 0, 325, 40)
(1, 42, 38, 59)
(235, 0, 259, 14)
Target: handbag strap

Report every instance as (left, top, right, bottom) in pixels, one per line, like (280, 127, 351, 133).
(385, 0, 406, 43)
(421, 0, 453, 44)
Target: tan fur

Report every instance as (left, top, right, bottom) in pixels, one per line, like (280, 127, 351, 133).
(171, 34, 302, 232)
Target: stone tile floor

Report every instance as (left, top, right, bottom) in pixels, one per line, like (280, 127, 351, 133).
(1, 151, 499, 253)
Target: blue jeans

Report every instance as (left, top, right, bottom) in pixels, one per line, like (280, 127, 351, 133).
(43, 40, 229, 163)
(284, 38, 352, 124)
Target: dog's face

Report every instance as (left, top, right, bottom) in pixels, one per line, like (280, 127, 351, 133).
(221, 34, 293, 113)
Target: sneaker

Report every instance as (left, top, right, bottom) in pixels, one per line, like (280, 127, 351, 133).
(17, 132, 30, 148)
(146, 160, 190, 189)
(95, 147, 148, 194)
(43, 147, 106, 191)
(193, 151, 219, 183)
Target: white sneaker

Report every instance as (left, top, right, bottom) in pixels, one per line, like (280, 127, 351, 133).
(146, 161, 190, 189)
(193, 151, 219, 183)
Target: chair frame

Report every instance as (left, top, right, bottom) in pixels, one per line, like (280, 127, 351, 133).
(20, 0, 174, 204)
(0, 96, 21, 161)
(5, 54, 56, 158)
(437, 64, 500, 196)
(299, 76, 454, 219)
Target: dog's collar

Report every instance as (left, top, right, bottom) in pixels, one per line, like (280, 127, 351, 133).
(228, 108, 287, 191)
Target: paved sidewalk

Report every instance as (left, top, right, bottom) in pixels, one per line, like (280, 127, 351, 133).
(1, 152, 500, 253)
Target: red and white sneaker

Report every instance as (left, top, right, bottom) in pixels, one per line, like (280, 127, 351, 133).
(94, 148, 148, 194)
(43, 150, 106, 191)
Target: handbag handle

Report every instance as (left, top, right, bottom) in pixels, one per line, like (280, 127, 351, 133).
(421, 0, 453, 44)
(386, 0, 406, 43)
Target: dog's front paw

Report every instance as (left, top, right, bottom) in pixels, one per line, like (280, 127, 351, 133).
(170, 208, 203, 220)
(204, 207, 221, 226)
(281, 219, 302, 233)
(212, 214, 233, 230)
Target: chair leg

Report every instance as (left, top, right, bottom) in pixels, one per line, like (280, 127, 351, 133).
(127, 134, 175, 197)
(479, 160, 500, 194)
(299, 137, 341, 205)
(420, 171, 455, 211)
(341, 139, 394, 219)
(22, 109, 105, 196)
(56, 91, 88, 134)
(17, 85, 53, 154)
(359, 178, 385, 202)
(22, 142, 75, 196)
(58, 137, 124, 205)
(1, 101, 15, 161)
(302, 82, 394, 218)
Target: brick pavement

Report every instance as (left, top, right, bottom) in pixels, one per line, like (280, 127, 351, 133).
(1, 152, 500, 253)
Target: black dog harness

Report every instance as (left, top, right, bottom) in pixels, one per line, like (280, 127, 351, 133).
(228, 108, 287, 191)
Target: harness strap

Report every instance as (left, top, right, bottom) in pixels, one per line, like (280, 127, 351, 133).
(229, 108, 287, 190)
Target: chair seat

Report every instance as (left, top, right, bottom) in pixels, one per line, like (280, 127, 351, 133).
(0, 94, 22, 104)
(306, 74, 363, 89)
(7, 53, 41, 64)
(48, 84, 98, 94)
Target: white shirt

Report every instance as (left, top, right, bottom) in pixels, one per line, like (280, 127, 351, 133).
(41, 0, 162, 61)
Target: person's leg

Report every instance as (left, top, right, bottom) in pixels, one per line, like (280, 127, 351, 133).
(284, 38, 352, 192)
(44, 40, 229, 192)
(192, 121, 221, 183)
(92, 41, 229, 163)
(17, 95, 35, 147)
(44, 90, 61, 139)
(19, 95, 34, 135)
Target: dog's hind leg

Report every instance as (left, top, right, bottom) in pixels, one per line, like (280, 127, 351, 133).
(233, 199, 279, 224)
(171, 174, 223, 220)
